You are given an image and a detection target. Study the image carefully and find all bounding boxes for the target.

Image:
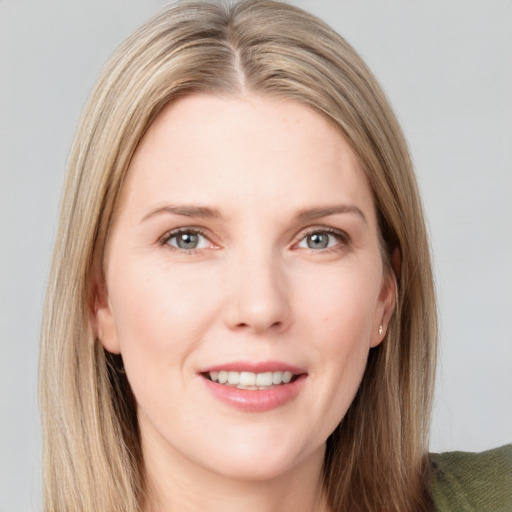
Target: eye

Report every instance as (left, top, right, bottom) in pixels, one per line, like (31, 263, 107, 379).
(297, 230, 345, 250)
(164, 229, 211, 251)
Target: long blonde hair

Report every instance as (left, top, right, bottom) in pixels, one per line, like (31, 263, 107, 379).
(40, 1, 437, 510)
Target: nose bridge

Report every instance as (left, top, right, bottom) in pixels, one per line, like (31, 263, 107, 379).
(224, 242, 290, 334)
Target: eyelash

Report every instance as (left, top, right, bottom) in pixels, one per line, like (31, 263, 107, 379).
(296, 227, 350, 253)
(159, 226, 350, 255)
(159, 227, 212, 255)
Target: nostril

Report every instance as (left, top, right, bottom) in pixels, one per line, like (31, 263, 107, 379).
(233, 320, 283, 332)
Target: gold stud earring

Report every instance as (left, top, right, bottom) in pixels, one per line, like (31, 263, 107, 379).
(378, 324, 383, 336)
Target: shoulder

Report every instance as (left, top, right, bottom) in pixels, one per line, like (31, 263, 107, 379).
(429, 444, 512, 512)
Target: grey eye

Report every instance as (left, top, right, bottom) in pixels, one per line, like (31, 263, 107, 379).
(176, 232, 198, 249)
(306, 232, 330, 249)
(168, 231, 205, 250)
(297, 231, 342, 250)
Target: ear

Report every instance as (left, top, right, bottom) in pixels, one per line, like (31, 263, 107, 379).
(90, 266, 121, 354)
(371, 247, 401, 348)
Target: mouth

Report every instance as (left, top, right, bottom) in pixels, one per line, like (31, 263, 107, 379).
(202, 370, 300, 390)
(198, 362, 307, 412)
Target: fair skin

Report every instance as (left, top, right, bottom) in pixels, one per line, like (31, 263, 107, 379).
(95, 94, 395, 512)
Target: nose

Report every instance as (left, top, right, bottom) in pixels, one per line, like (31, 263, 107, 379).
(223, 250, 291, 335)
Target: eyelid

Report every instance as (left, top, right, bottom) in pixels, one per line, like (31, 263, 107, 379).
(293, 226, 351, 249)
(158, 225, 350, 253)
(159, 226, 216, 251)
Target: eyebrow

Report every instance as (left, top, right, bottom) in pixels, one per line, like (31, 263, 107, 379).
(141, 203, 367, 224)
(141, 204, 223, 222)
(295, 205, 367, 224)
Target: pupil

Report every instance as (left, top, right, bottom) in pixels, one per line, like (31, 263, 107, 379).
(177, 232, 198, 249)
(308, 233, 328, 249)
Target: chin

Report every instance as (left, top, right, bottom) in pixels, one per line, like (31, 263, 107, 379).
(195, 430, 325, 483)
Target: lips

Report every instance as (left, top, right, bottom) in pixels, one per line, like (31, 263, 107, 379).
(198, 361, 307, 412)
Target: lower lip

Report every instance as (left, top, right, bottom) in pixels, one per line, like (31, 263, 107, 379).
(201, 375, 306, 412)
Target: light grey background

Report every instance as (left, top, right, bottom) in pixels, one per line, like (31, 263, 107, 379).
(1, 1, 511, 510)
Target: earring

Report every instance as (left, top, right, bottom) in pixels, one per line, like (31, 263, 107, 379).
(378, 324, 383, 336)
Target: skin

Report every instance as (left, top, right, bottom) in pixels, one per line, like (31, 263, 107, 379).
(95, 94, 395, 512)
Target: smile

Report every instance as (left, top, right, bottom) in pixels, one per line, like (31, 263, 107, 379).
(206, 370, 296, 390)
(199, 362, 307, 412)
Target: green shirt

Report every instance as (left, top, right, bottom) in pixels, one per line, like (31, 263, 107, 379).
(430, 444, 512, 511)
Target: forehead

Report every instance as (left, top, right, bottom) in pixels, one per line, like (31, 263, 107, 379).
(121, 93, 376, 223)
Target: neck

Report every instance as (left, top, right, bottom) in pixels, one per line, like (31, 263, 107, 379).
(142, 437, 330, 512)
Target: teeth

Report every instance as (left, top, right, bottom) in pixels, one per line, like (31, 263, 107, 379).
(272, 371, 282, 385)
(239, 371, 256, 386)
(208, 370, 296, 388)
(256, 372, 273, 386)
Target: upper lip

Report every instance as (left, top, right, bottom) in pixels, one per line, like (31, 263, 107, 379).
(198, 360, 307, 375)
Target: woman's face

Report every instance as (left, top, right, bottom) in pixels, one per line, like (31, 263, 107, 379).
(96, 94, 394, 483)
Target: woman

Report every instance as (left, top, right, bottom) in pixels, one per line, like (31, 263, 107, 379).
(39, 1, 508, 511)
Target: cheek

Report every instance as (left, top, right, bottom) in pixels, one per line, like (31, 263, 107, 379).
(106, 262, 229, 441)
(298, 261, 381, 345)
(308, 283, 374, 388)
(111, 259, 219, 337)
(107, 261, 222, 386)
(296, 263, 381, 425)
